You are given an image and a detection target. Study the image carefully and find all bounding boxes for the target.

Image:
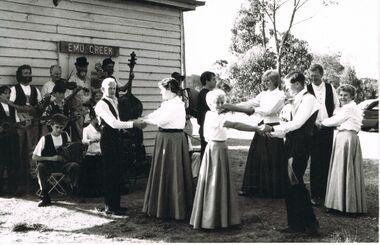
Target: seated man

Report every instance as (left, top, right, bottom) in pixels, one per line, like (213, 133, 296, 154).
(32, 113, 80, 207)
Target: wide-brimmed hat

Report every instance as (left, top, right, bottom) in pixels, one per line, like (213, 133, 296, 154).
(102, 58, 115, 67)
(171, 72, 185, 82)
(75, 56, 89, 67)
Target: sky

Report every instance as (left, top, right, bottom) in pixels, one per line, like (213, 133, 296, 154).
(183, 0, 378, 79)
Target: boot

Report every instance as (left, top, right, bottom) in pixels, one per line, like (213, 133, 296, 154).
(38, 191, 51, 207)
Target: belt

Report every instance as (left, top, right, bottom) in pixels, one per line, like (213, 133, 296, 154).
(158, 127, 183, 133)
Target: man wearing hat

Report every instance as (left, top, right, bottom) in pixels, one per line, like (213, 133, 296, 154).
(68, 56, 92, 141)
(102, 58, 115, 79)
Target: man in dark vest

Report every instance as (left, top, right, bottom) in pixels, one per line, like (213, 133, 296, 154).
(10, 65, 42, 194)
(0, 86, 21, 195)
(261, 71, 320, 235)
(307, 64, 339, 206)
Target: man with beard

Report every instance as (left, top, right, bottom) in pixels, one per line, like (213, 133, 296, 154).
(9, 64, 42, 194)
(68, 57, 92, 141)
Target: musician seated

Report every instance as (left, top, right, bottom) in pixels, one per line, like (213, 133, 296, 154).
(81, 111, 103, 197)
(40, 83, 71, 135)
(32, 113, 81, 207)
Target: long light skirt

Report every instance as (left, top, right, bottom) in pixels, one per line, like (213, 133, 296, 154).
(324, 131, 367, 213)
(142, 131, 193, 220)
(190, 141, 240, 229)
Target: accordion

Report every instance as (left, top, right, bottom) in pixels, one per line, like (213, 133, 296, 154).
(57, 142, 86, 163)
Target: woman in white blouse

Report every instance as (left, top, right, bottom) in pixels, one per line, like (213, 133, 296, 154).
(223, 70, 287, 198)
(142, 77, 193, 220)
(322, 84, 367, 214)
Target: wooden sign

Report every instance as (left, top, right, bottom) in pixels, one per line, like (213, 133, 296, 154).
(59, 41, 119, 57)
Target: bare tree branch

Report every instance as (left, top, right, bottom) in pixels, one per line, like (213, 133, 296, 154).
(275, 0, 290, 10)
(291, 15, 314, 26)
(296, 0, 310, 10)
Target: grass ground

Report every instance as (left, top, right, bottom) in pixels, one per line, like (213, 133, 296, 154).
(0, 138, 378, 243)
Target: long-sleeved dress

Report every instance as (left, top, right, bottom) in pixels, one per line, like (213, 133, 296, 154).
(190, 111, 240, 229)
(142, 96, 193, 220)
(322, 101, 367, 213)
(240, 88, 287, 198)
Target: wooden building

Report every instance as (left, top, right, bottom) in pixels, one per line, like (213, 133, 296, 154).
(0, 0, 204, 153)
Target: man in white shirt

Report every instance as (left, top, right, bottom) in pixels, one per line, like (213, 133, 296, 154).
(10, 64, 42, 194)
(261, 71, 320, 235)
(307, 64, 339, 206)
(68, 57, 92, 141)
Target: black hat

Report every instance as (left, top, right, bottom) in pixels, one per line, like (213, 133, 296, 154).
(75, 57, 89, 67)
(102, 58, 115, 67)
(171, 72, 185, 82)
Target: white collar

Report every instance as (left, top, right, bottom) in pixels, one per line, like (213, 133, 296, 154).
(312, 82, 325, 89)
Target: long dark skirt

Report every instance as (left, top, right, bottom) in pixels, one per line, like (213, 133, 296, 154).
(241, 130, 286, 198)
(142, 131, 193, 220)
(79, 155, 103, 197)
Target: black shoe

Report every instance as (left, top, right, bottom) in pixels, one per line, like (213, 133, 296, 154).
(238, 191, 247, 196)
(311, 198, 321, 206)
(118, 207, 128, 213)
(105, 209, 128, 216)
(38, 195, 51, 207)
(305, 222, 320, 236)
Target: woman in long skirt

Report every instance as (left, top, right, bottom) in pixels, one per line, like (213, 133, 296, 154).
(190, 89, 259, 229)
(142, 78, 193, 220)
(223, 70, 287, 198)
(322, 84, 367, 213)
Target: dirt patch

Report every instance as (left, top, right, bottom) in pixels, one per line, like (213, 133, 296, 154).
(0, 138, 378, 242)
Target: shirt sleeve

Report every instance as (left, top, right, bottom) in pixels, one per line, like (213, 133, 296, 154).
(331, 86, 340, 111)
(82, 127, 91, 144)
(33, 137, 45, 157)
(255, 92, 285, 116)
(322, 106, 349, 127)
(9, 86, 16, 102)
(145, 102, 172, 125)
(95, 100, 133, 129)
(274, 95, 318, 134)
(36, 87, 42, 102)
(238, 92, 261, 107)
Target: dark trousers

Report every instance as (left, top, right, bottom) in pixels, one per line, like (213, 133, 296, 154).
(310, 126, 334, 200)
(100, 133, 123, 211)
(198, 125, 207, 161)
(285, 136, 318, 230)
(0, 132, 20, 194)
(80, 155, 103, 197)
(17, 124, 39, 191)
(37, 161, 80, 194)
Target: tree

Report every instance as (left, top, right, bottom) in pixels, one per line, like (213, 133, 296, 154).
(340, 66, 365, 103)
(229, 46, 277, 102)
(361, 78, 378, 99)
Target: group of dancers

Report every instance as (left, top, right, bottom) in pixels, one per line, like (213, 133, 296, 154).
(0, 60, 367, 234)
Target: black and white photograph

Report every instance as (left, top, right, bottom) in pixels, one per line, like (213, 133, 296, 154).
(0, 0, 378, 243)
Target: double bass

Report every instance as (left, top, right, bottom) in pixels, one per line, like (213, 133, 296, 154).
(118, 52, 146, 176)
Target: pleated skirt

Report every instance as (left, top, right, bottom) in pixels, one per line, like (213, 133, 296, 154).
(190, 141, 241, 229)
(324, 130, 367, 213)
(241, 131, 286, 198)
(142, 131, 193, 220)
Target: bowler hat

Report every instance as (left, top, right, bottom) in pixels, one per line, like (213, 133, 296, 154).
(171, 72, 185, 82)
(102, 58, 115, 67)
(75, 57, 89, 67)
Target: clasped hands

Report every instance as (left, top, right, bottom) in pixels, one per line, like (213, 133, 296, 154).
(132, 117, 147, 129)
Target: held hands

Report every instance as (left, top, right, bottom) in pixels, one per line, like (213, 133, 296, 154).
(133, 118, 147, 129)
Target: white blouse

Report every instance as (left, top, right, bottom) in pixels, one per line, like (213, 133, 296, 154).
(239, 88, 285, 123)
(82, 123, 101, 156)
(204, 111, 228, 142)
(145, 96, 186, 129)
(322, 101, 362, 132)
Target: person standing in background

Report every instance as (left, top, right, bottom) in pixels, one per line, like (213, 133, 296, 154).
(68, 57, 92, 141)
(307, 64, 339, 206)
(196, 71, 216, 160)
(10, 65, 42, 194)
